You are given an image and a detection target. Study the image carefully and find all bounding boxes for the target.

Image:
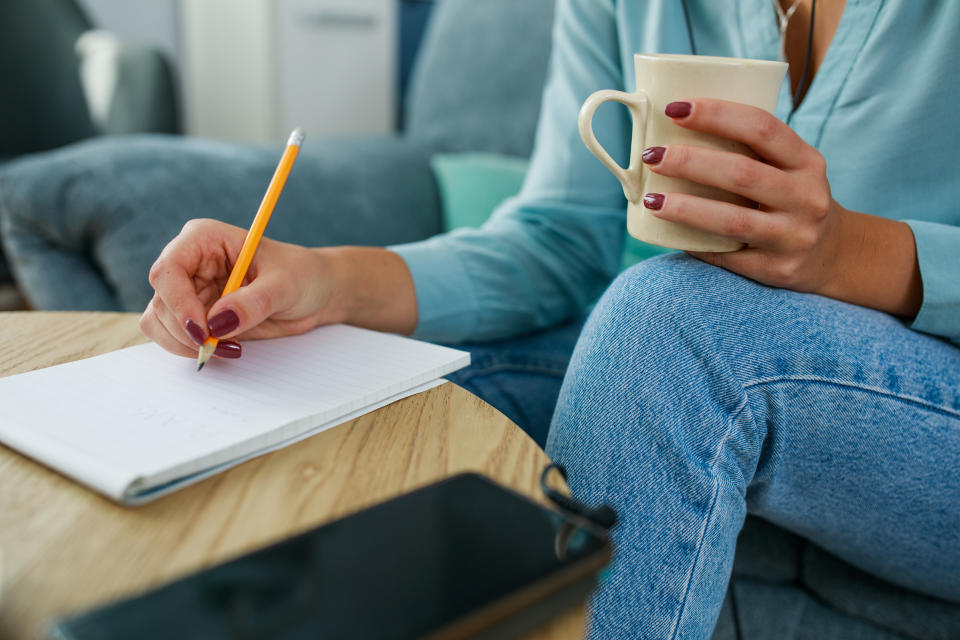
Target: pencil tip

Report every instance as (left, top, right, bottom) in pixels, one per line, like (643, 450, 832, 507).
(196, 341, 216, 372)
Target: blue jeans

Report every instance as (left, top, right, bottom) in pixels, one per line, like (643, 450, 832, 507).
(540, 254, 960, 638)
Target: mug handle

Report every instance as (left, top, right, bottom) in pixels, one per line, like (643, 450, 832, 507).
(578, 90, 650, 203)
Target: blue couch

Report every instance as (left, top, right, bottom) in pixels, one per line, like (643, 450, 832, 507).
(0, 0, 956, 637)
(0, 0, 178, 300)
(0, 0, 550, 312)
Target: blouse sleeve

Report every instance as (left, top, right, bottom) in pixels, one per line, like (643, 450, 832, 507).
(391, 0, 630, 343)
(905, 220, 960, 346)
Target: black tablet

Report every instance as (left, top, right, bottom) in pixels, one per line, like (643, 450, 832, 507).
(51, 473, 611, 639)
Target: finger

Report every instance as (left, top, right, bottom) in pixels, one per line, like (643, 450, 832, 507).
(138, 299, 197, 358)
(214, 340, 243, 359)
(643, 144, 800, 210)
(149, 254, 208, 330)
(149, 220, 247, 341)
(664, 99, 814, 170)
(643, 192, 787, 246)
(205, 270, 290, 340)
(153, 292, 206, 351)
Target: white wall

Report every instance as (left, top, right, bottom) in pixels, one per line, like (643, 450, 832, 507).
(75, 0, 397, 143)
(179, 0, 276, 142)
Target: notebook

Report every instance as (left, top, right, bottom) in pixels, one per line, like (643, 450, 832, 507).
(0, 325, 469, 505)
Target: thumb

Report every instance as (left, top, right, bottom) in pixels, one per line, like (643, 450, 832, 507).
(205, 272, 286, 340)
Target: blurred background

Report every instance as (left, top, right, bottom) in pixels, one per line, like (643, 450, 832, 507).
(0, 0, 436, 155)
(0, 0, 438, 309)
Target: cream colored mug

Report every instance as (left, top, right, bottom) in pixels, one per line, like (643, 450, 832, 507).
(579, 53, 788, 252)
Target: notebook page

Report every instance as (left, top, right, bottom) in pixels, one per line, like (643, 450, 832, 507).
(0, 325, 469, 502)
(124, 379, 447, 505)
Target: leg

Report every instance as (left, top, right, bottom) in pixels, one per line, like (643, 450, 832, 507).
(444, 316, 585, 447)
(0, 134, 440, 311)
(547, 254, 960, 638)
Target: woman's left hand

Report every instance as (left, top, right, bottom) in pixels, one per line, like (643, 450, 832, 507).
(640, 98, 847, 294)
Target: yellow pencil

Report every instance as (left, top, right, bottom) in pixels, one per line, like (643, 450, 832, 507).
(197, 128, 305, 371)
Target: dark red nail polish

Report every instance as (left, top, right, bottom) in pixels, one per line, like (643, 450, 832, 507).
(184, 319, 207, 345)
(208, 310, 239, 337)
(643, 193, 665, 210)
(215, 340, 242, 359)
(665, 101, 692, 118)
(642, 146, 665, 164)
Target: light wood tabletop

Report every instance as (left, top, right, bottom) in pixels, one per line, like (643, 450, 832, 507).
(0, 312, 586, 639)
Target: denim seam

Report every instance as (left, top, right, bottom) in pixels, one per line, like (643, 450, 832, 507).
(742, 374, 960, 419)
(670, 394, 752, 639)
(670, 477, 723, 640)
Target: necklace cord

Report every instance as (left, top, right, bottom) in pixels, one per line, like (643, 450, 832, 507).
(790, 0, 817, 116)
(680, 0, 817, 123)
(681, 0, 698, 55)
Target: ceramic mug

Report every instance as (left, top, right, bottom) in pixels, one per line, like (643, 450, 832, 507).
(579, 53, 788, 252)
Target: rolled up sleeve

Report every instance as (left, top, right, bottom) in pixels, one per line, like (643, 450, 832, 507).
(905, 220, 960, 346)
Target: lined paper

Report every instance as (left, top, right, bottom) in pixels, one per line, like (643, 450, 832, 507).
(0, 325, 469, 504)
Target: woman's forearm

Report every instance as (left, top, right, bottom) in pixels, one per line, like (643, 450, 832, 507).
(313, 214, 922, 340)
(319, 246, 419, 335)
(817, 209, 922, 319)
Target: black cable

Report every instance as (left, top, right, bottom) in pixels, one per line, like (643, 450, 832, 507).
(788, 0, 817, 121)
(681, 0, 698, 55)
(539, 464, 617, 530)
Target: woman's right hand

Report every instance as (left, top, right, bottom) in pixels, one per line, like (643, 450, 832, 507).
(139, 218, 341, 359)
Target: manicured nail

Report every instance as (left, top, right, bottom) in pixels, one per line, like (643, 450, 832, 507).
(641, 146, 665, 165)
(665, 101, 692, 118)
(208, 310, 240, 337)
(643, 193, 665, 211)
(214, 340, 242, 359)
(184, 319, 207, 345)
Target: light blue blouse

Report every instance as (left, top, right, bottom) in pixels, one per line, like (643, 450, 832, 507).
(393, 0, 960, 346)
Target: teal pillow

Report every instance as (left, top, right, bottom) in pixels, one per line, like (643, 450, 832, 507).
(430, 153, 529, 231)
(429, 152, 671, 268)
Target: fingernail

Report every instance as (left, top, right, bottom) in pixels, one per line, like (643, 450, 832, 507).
(208, 310, 240, 337)
(184, 319, 207, 345)
(643, 193, 665, 211)
(665, 101, 692, 118)
(214, 340, 242, 359)
(641, 146, 665, 165)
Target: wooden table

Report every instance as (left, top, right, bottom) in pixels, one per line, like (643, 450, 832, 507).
(0, 312, 585, 639)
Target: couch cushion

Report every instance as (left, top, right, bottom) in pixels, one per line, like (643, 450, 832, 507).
(405, 0, 555, 157)
(0, 134, 441, 311)
(802, 544, 960, 640)
(430, 153, 529, 231)
(731, 517, 960, 639)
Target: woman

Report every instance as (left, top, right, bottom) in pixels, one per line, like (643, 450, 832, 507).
(142, 0, 960, 636)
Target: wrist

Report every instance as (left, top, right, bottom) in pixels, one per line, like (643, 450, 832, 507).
(312, 246, 419, 334)
(813, 209, 922, 318)
(312, 247, 355, 326)
(814, 204, 857, 300)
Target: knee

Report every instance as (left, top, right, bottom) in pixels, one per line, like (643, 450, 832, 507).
(546, 255, 760, 496)
(585, 253, 752, 348)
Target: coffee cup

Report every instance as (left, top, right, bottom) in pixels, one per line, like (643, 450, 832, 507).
(579, 53, 788, 252)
